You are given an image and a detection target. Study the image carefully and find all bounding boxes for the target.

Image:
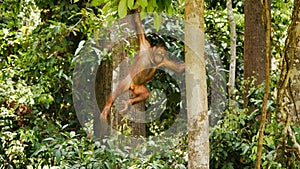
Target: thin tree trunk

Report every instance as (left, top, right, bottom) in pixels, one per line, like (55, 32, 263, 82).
(95, 59, 112, 138)
(255, 0, 271, 168)
(276, 0, 300, 162)
(185, 0, 209, 168)
(287, 0, 300, 123)
(227, 0, 236, 107)
(277, 1, 300, 122)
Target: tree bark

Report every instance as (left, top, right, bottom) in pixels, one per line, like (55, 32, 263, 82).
(244, 0, 269, 106)
(185, 0, 209, 168)
(227, 0, 236, 107)
(282, 0, 300, 124)
(95, 59, 113, 138)
(276, 0, 300, 162)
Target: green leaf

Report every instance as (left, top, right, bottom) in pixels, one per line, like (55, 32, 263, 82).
(133, 1, 140, 9)
(32, 146, 47, 156)
(146, 6, 152, 12)
(54, 149, 62, 164)
(147, 0, 155, 12)
(127, 0, 134, 9)
(154, 12, 162, 31)
(91, 0, 103, 6)
(167, 5, 173, 14)
(150, 0, 157, 7)
(138, 0, 148, 7)
(118, 0, 128, 18)
(140, 11, 147, 20)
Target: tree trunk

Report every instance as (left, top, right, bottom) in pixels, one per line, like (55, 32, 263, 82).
(95, 59, 113, 138)
(227, 0, 236, 107)
(130, 98, 146, 136)
(288, 1, 300, 123)
(244, 0, 268, 106)
(185, 0, 209, 168)
(277, 0, 300, 161)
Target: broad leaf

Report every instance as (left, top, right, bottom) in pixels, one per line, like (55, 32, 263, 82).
(91, 0, 103, 6)
(154, 12, 162, 31)
(138, 0, 148, 8)
(127, 0, 134, 9)
(118, 0, 128, 18)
